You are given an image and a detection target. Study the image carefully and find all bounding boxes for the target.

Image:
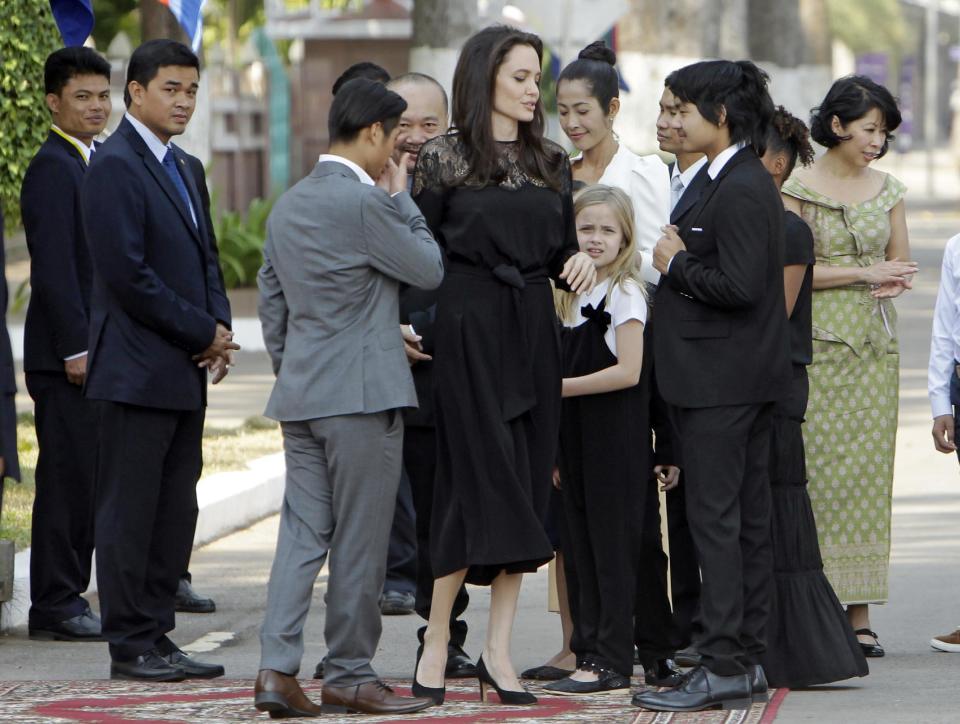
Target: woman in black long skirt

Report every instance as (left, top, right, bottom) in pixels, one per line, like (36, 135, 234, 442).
(757, 107, 869, 688)
(410, 25, 596, 706)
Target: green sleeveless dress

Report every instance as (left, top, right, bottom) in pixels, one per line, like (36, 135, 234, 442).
(781, 173, 906, 605)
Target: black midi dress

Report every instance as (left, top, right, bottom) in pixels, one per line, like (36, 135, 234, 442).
(412, 134, 579, 586)
(758, 210, 869, 687)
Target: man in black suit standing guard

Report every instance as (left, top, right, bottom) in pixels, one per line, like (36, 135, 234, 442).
(20, 47, 111, 643)
(634, 60, 790, 713)
(82, 39, 238, 682)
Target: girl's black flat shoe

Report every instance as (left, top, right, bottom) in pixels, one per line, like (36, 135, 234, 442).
(542, 665, 630, 696)
(520, 665, 574, 681)
(855, 628, 885, 658)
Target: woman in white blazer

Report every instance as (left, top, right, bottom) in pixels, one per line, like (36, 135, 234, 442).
(556, 42, 670, 286)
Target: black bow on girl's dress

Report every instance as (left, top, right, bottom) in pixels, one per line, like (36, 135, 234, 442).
(580, 299, 611, 328)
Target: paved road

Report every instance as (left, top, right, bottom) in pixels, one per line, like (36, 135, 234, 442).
(3, 201, 960, 722)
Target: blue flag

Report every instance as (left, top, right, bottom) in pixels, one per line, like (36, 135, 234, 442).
(160, 0, 206, 52)
(49, 0, 94, 47)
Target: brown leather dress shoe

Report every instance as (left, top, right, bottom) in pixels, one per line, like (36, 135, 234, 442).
(321, 680, 434, 715)
(254, 669, 321, 718)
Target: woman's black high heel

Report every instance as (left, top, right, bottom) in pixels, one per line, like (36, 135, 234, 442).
(477, 656, 536, 705)
(412, 646, 445, 705)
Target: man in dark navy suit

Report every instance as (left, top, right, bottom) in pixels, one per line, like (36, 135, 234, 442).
(20, 47, 111, 643)
(82, 39, 238, 682)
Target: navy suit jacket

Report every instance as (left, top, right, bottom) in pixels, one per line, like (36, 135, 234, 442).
(81, 117, 231, 411)
(20, 131, 94, 373)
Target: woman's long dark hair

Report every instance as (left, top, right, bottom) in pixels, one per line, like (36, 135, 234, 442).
(451, 25, 565, 190)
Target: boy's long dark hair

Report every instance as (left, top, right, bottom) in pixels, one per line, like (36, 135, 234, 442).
(450, 25, 564, 190)
(666, 59, 774, 156)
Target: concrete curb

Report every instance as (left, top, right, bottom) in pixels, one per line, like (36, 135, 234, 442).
(0, 452, 285, 632)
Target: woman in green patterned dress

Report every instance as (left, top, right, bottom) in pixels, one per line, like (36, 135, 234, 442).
(783, 76, 917, 658)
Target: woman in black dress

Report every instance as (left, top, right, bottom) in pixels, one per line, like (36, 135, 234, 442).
(411, 25, 596, 705)
(757, 107, 869, 688)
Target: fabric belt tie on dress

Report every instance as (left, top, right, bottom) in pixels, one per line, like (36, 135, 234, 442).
(448, 261, 548, 421)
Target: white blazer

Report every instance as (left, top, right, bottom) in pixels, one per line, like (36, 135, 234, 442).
(574, 145, 671, 284)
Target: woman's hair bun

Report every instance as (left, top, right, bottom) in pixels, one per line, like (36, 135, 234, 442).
(578, 40, 616, 66)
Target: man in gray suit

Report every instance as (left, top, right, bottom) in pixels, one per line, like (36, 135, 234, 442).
(254, 78, 443, 717)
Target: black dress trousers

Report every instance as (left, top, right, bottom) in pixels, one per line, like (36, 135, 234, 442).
(665, 478, 701, 645)
(675, 402, 774, 677)
(27, 372, 99, 625)
(95, 401, 205, 661)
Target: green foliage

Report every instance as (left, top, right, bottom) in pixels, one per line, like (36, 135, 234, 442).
(214, 196, 274, 288)
(826, 0, 912, 58)
(0, 0, 61, 231)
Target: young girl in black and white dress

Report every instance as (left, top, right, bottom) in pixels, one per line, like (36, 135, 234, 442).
(545, 185, 648, 697)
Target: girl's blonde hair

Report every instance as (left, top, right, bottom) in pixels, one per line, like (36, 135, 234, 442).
(555, 184, 644, 323)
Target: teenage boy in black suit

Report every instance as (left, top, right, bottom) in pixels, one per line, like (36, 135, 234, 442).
(635, 60, 790, 713)
(20, 47, 111, 643)
(82, 39, 238, 682)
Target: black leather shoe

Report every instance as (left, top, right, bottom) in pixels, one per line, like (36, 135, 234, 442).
(748, 664, 768, 703)
(111, 649, 187, 682)
(164, 648, 225, 679)
(644, 658, 684, 687)
(520, 664, 573, 681)
(543, 664, 630, 696)
(632, 666, 752, 712)
(29, 609, 104, 642)
(446, 644, 478, 678)
(175, 577, 216, 614)
(313, 655, 326, 679)
(380, 590, 415, 615)
(855, 628, 885, 658)
(674, 646, 701, 667)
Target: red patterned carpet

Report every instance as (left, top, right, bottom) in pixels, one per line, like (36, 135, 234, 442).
(0, 679, 787, 723)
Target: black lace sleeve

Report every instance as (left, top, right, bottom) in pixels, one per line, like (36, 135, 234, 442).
(548, 151, 580, 287)
(412, 135, 460, 246)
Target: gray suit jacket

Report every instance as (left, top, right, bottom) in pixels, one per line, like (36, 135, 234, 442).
(258, 160, 444, 422)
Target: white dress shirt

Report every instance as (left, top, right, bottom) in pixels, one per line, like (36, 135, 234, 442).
(125, 112, 197, 226)
(707, 141, 747, 180)
(670, 155, 708, 212)
(574, 145, 671, 284)
(318, 153, 375, 186)
(928, 233, 960, 417)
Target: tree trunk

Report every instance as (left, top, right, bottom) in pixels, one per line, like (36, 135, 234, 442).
(140, 0, 189, 43)
(410, 0, 486, 102)
(747, 0, 803, 67)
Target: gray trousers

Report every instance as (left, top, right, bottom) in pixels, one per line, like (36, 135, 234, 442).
(259, 410, 403, 686)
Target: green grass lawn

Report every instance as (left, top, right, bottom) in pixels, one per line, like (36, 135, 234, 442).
(0, 414, 282, 551)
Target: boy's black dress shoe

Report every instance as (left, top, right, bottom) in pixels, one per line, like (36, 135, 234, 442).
(163, 648, 225, 678)
(174, 577, 216, 614)
(749, 664, 769, 703)
(644, 658, 684, 687)
(632, 666, 752, 712)
(674, 646, 701, 667)
(29, 609, 103, 642)
(445, 643, 478, 678)
(110, 649, 186, 681)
